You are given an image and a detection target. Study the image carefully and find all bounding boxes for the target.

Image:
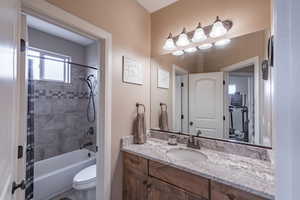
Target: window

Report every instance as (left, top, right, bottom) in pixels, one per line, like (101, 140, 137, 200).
(27, 47, 71, 83)
(228, 84, 236, 95)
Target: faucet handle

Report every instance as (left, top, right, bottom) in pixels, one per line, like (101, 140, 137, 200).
(197, 130, 202, 136)
(187, 134, 201, 149)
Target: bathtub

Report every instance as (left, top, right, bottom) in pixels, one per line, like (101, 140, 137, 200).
(34, 149, 96, 200)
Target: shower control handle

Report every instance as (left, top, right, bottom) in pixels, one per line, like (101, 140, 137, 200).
(189, 121, 194, 126)
(12, 180, 26, 194)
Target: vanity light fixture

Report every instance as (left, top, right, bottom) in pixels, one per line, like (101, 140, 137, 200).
(192, 23, 207, 43)
(184, 47, 197, 53)
(198, 43, 213, 50)
(172, 50, 184, 56)
(215, 38, 231, 47)
(163, 33, 176, 51)
(176, 28, 190, 47)
(209, 16, 228, 38)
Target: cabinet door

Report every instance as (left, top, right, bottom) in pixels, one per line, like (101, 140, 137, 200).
(123, 167, 148, 200)
(211, 181, 270, 200)
(147, 177, 186, 200)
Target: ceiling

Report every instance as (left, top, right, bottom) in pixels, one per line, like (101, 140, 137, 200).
(136, 0, 179, 13)
(27, 15, 95, 46)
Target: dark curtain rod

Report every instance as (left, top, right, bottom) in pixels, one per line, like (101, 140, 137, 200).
(27, 54, 100, 71)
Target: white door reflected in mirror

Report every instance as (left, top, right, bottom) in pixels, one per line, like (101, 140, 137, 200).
(189, 72, 224, 139)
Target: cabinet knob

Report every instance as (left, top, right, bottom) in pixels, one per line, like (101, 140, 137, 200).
(147, 183, 152, 191)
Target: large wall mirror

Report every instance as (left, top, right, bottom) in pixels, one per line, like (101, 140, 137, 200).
(150, 29, 273, 148)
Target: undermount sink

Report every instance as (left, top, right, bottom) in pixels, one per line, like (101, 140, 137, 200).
(166, 148, 208, 162)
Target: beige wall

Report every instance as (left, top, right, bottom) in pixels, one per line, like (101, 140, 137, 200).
(46, 1, 151, 200)
(150, 53, 204, 130)
(151, 0, 271, 57)
(202, 30, 266, 72)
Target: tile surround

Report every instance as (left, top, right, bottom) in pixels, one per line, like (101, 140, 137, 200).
(32, 66, 97, 162)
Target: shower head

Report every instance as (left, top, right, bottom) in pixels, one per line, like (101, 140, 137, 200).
(86, 74, 95, 81)
(80, 74, 95, 81)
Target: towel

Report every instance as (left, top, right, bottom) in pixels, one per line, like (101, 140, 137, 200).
(133, 112, 147, 144)
(159, 109, 169, 131)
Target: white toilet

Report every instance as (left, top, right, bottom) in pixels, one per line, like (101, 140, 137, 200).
(73, 164, 96, 200)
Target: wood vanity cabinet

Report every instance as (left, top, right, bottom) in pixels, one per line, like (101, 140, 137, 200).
(123, 152, 269, 200)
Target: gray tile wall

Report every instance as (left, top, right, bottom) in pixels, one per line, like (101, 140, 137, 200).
(33, 65, 97, 162)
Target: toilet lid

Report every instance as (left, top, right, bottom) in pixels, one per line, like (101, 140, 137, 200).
(73, 165, 96, 185)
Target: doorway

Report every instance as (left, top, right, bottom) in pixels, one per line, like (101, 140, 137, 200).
(20, 1, 113, 200)
(221, 57, 260, 144)
(24, 14, 100, 200)
(172, 65, 188, 133)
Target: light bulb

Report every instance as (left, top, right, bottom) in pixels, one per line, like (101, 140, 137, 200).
(176, 28, 190, 47)
(209, 16, 228, 38)
(184, 47, 197, 53)
(172, 50, 184, 56)
(198, 43, 213, 50)
(163, 33, 176, 51)
(192, 23, 207, 43)
(215, 39, 231, 47)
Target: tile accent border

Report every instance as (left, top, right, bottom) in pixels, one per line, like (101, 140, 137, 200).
(34, 89, 89, 99)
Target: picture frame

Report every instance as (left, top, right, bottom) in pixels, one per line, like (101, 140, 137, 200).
(157, 67, 170, 89)
(122, 56, 144, 85)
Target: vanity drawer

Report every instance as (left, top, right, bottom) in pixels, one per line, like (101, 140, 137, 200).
(147, 177, 187, 200)
(211, 181, 269, 200)
(123, 152, 148, 175)
(149, 160, 209, 199)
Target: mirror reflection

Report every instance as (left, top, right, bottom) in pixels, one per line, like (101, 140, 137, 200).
(151, 29, 272, 147)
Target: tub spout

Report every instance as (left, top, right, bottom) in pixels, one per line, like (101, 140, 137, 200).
(80, 142, 93, 149)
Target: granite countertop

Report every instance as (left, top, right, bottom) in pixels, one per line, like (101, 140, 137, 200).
(121, 138, 275, 200)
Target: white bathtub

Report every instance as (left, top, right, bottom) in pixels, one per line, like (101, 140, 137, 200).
(34, 149, 96, 200)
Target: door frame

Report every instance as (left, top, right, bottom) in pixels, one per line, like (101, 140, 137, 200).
(20, 1, 112, 200)
(221, 57, 260, 144)
(172, 65, 188, 131)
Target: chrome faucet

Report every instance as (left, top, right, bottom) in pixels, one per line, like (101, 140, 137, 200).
(187, 135, 201, 149)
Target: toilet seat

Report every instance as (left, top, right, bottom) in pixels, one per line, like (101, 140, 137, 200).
(73, 165, 96, 190)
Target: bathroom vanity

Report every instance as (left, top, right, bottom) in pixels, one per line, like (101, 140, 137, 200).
(122, 137, 274, 200)
(128, 7, 275, 199)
